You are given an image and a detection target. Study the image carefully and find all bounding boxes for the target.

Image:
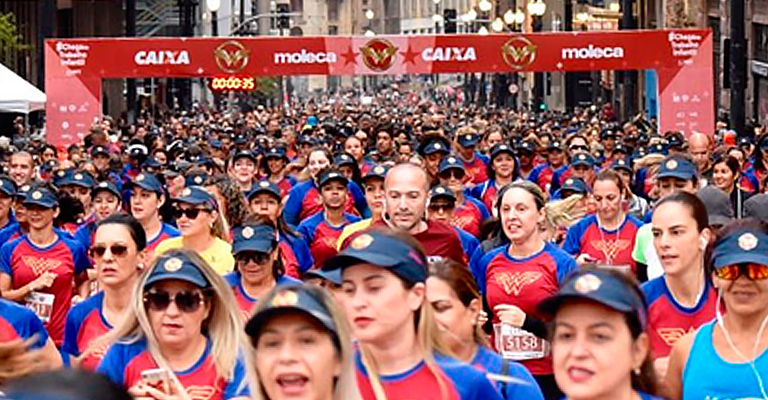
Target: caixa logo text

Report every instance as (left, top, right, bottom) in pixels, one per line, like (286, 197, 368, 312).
(561, 45, 624, 60)
(134, 50, 190, 65)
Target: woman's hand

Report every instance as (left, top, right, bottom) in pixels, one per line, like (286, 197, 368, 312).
(0, 337, 45, 384)
(576, 253, 597, 265)
(28, 272, 57, 292)
(129, 382, 185, 400)
(494, 304, 527, 328)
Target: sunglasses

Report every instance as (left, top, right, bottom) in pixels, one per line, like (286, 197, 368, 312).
(429, 203, 455, 212)
(440, 170, 465, 180)
(89, 244, 129, 258)
(714, 263, 768, 281)
(569, 145, 589, 152)
(173, 207, 209, 220)
(236, 252, 272, 265)
(144, 290, 206, 313)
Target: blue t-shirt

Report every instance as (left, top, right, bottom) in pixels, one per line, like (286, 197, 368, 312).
(471, 346, 544, 400)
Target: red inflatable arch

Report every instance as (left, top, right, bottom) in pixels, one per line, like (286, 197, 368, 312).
(45, 29, 713, 147)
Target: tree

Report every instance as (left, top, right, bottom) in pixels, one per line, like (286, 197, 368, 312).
(0, 12, 29, 53)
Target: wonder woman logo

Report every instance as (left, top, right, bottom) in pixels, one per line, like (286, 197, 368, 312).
(493, 271, 542, 296)
(590, 239, 631, 262)
(452, 215, 475, 229)
(186, 386, 218, 400)
(657, 327, 695, 346)
(22, 256, 63, 276)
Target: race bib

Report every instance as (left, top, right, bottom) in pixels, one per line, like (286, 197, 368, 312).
(494, 323, 550, 361)
(25, 292, 54, 323)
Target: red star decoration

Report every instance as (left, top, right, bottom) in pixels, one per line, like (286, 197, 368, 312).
(341, 46, 357, 66)
(401, 45, 419, 65)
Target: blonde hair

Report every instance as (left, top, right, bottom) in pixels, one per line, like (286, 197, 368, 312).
(82, 249, 254, 397)
(248, 285, 362, 400)
(542, 194, 589, 241)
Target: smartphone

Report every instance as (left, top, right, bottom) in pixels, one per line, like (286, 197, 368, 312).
(141, 368, 171, 395)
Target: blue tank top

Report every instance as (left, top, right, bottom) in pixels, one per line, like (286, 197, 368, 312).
(682, 321, 768, 400)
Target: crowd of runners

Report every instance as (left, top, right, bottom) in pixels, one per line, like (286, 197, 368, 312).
(0, 94, 766, 400)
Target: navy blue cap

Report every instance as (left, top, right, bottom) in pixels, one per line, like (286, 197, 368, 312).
(234, 134, 249, 145)
(632, 148, 648, 160)
(232, 224, 277, 255)
(572, 152, 595, 168)
(209, 140, 224, 149)
(248, 180, 281, 201)
(647, 143, 668, 155)
(611, 159, 632, 173)
(324, 230, 428, 284)
(600, 129, 617, 140)
(174, 186, 218, 209)
(712, 229, 768, 268)
(90, 146, 109, 157)
(59, 171, 96, 189)
(537, 268, 648, 329)
(738, 136, 753, 147)
(145, 252, 211, 288)
(517, 140, 536, 154)
(185, 171, 209, 187)
(0, 176, 17, 197)
(334, 153, 356, 167)
(264, 146, 288, 159)
(245, 284, 339, 341)
(457, 132, 480, 148)
(128, 144, 148, 157)
(15, 184, 32, 200)
(656, 156, 697, 181)
(429, 185, 456, 202)
(547, 141, 564, 151)
(130, 173, 164, 194)
(613, 143, 629, 154)
(303, 269, 342, 285)
(558, 177, 588, 195)
(490, 143, 515, 159)
(666, 132, 685, 148)
(23, 187, 58, 209)
(91, 181, 121, 200)
(142, 157, 162, 170)
(422, 139, 450, 155)
(439, 155, 464, 174)
(52, 169, 71, 188)
(232, 149, 257, 163)
(363, 165, 389, 182)
(317, 169, 349, 188)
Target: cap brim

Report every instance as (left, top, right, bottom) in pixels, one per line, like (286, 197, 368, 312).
(248, 188, 280, 200)
(232, 241, 274, 255)
(245, 306, 336, 339)
(303, 268, 342, 285)
(323, 252, 400, 271)
(714, 253, 768, 269)
(173, 197, 208, 205)
(144, 272, 209, 288)
(23, 199, 57, 208)
(709, 215, 733, 227)
(130, 181, 162, 193)
(656, 172, 694, 180)
(537, 293, 635, 320)
(91, 187, 121, 199)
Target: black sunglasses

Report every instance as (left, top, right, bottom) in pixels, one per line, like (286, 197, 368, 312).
(173, 207, 209, 220)
(569, 145, 589, 151)
(440, 170, 465, 180)
(144, 290, 206, 313)
(429, 203, 455, 212)
(89, 244, 129, 258)
(236, 251, 272, 265)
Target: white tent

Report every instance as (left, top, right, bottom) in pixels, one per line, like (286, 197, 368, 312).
(0, 62, 45, 114)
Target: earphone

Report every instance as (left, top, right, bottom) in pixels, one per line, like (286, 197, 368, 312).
(715, 288, 768, 399)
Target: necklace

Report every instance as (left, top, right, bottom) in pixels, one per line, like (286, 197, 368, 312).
(595, 213, 624, 265)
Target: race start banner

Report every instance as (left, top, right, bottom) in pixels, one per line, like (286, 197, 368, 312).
(45, 30, 713, 147)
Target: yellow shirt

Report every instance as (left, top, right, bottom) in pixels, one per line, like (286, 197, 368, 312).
(336, 218, 373, 250)
(154, 237, 235, 275)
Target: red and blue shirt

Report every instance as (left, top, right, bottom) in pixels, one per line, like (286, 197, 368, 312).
(355, 351, 504, 400)
(0, 234, 90, 345)
(475, 243, 577, 375)
(0, 297, 48, 348)
(471, 345, 544, 400)
(224, 273, 301, 319)
(278, 231, 314, 277)
(298, 212, 361, 269)
(452, 197, 490, 238)
(62, 291, 112, 370)
(98, 339, 250, 400)
(283, 180, 368, 227)
(455, 227, 480, 264)
(463, 154, 490, 185)
(563, 214, 642, 274)
(145, 223, 181, 261)
(641, 277, 717, 359)
(529, 163, 561, 193)
(469, 180, 502, 212)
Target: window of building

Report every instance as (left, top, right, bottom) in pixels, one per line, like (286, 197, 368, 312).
(755, 23, 768, 62)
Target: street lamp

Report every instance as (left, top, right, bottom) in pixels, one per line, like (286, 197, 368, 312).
(364, 29, 375, 37)
(503, 9, 515, 24)
(433, 0, 441, 33)
(365, 9, 374, 19)
(527, 0, 546, 111)
(478, 0, 493, 12)
(478, 25, 489, 35)
(207, 0, 220, 36)
(466, 8, 478, 21)
(527, 0, 546, 17)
